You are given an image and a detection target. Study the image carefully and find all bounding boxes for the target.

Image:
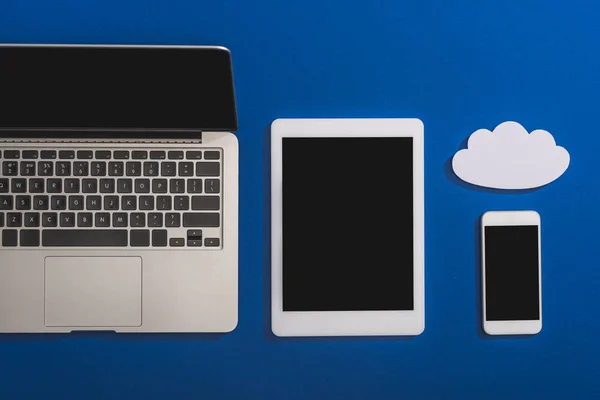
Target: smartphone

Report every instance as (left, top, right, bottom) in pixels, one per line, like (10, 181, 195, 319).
(481, 211, 542, 335)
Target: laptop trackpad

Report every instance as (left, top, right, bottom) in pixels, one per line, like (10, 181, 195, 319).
(45, 257, 142, 328)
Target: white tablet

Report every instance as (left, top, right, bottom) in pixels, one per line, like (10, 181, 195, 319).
(271, 118, 424, 337)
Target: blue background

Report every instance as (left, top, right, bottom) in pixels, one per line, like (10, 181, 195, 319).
(1, 0, 599, 398)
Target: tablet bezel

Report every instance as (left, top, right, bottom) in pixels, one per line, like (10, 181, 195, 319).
(271, 118, 424, 337)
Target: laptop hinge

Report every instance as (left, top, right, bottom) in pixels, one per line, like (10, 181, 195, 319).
(0, 129, 203, 143)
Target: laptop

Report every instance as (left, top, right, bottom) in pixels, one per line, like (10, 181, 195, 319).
(0, 44, 239, 333)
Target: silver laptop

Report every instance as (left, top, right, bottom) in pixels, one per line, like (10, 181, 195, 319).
(0, 44, 239, 333)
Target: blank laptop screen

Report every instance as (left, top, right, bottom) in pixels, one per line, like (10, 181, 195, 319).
(282, 137, 414, 311)
(0, 46, 237, 131)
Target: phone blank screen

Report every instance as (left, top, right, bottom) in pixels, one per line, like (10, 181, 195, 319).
(485, 225, 540, 321)
(282, 137, 414, 312)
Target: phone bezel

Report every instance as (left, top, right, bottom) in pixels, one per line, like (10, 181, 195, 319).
(481, 210, 542, 335)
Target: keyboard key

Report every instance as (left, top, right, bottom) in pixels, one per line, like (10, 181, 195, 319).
(42, 213, 58, 227)
(204, 151, 220, 160)
(16, 195, 31, 210)
(60, 213, 76, 227)
(152, 230, 168, 247)
(174, 196, 190, 210)
(130, 230, 150, 247)
(47, 179, 62, 193)
(131, 213, 145, 227)
(91, 161, 107, 176)
(100, 179, 115, 193)
(126, 162, 142, 176)
(179, 162, 194, 177)
(143, 162, 159, 176)
(69, 196, 84, 210)
(3, 150, 19, 159)
(20, 230, 40, 247)
(168, 151, 184, 160)
(183, 213, 220, 227)
(135, 179, 150, 193)
(152, 179, 168, 193)
(38, 162, 53, 176)
(204, 179, 220, 193)
(20, 161, 36, 176)
(0, 195, 13, 210)
(11, 179, 26, 193)
(73, 162, 89, 176)
(3, 161, 18, 176)
(132, 151, 148, 160)
(59, 150, 75, 159)
(42, 230, 128, 247)
(86, 196, 102, 210)
(187, 179, 203, 193)
(192, 196, 220, 210)
(0, 213, 3, 227)
(113, 151, 129, 159)
(188, 239, 202, 247)
(22, 150, 39, 159)
(56, 161, 71, 176)
(148, 213, 163, 227)
(122, 196, 136, 210)
(95, 213, 110, 227)
(24, 212, 40, 227)
(51, 196, 67, 210)
(112, 213, 128, 227)
(157, 196, 172, 210)
(186, 151, 202, 160)
(116, 178, 133, 193)
(0, 179, 8, 193)
(29, 179, 44, 193)
(161, 162, 176, 176)
(33, 195, 49, 210)
(170, 179, 185, 193)
(78, 213, 93, 227)
(82, 179, 97, 193)
(77, 150, 93, 159)
(95, 150, 111, 159)
(166, 213, 181, 227)
(41, 150, 57, 159)
(2, 230, 18, 246)
(139, 196, 154, 210)
(109, 162, 124, 176)
(187, 230, 203, 240)
(65, 179, 80, 193)
(196, 162, 220, 176)
(7, 213, 22, 227)
(104, 196, 119, 210)
(170, 238, 185, 247)
(150, 151, 166, 160)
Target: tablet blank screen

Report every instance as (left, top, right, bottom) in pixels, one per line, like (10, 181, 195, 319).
(282, 137, 414, 311)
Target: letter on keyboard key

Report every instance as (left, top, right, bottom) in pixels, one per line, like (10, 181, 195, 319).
(0, 195, 13, 210)
(42, 230, 128, 247)
(183, 213, 220, 227)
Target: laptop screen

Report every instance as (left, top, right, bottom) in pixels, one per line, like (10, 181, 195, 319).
(0, 45, 237, 132)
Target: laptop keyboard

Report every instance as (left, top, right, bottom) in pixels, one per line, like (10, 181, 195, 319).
(0, 148, 222, 248)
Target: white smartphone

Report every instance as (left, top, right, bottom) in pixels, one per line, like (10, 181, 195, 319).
(481, 211, 542, 335)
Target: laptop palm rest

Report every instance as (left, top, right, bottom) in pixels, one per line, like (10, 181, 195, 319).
(45, 257, 142, 328)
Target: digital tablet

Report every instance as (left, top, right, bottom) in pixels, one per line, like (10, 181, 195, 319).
(271, 118, 424, 337)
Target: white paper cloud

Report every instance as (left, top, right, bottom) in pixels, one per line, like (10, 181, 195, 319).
(452, 121, 570, 190)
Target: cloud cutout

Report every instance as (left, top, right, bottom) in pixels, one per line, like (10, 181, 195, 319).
(452, 121, 570, 190)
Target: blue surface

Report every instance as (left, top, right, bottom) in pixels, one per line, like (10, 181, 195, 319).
(1, 0, 599, 398)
